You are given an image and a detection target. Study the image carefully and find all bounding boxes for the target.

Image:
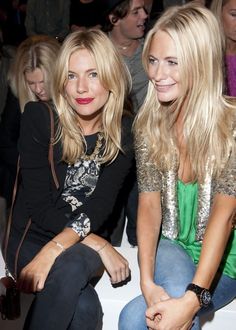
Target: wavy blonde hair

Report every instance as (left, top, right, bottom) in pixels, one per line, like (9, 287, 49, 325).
(52, 29, 131, 164)
(135, 2, 235, 181)
(8, 35, 60, 113)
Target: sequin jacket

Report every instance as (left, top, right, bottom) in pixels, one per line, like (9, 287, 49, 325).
(135, 131, 236, 242)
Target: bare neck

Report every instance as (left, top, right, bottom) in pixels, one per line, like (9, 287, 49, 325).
(109, 30, 140, 57)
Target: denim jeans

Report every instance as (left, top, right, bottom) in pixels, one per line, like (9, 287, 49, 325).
(7, 234, 104, 330)
(119, 239, 236, 330)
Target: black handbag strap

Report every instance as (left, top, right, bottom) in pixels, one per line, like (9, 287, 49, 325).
(2, 102, 59, 279)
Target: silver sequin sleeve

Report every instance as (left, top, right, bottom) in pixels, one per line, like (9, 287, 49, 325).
(214, 147, 236, 197)
(135, 136, 161, 193)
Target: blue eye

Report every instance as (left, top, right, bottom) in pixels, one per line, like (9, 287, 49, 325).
(148, 57, 157, 65)
(68, 73, 76, 80)
(89, 71, 98, 78)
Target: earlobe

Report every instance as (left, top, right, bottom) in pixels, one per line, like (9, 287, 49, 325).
(109, 14, 119, 26)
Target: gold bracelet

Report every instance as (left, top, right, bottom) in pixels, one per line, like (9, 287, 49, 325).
(97, 242, 108, 253)
(51, 240, 66, 252)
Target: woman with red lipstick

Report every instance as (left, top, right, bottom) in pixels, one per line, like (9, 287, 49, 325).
(4, 29, 133, 329)
(119, 3, 236, 330)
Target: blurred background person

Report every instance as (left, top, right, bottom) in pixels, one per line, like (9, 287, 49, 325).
(25, 0, 70, 42)
(70, 0, 103, 32)
(0, 0, 27, 46)
(102, 0, 149, 247)
(211, 0, 236, 96)
(0, 35, 60, 208)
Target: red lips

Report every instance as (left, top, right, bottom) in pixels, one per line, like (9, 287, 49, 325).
(76, 98, 94, 105)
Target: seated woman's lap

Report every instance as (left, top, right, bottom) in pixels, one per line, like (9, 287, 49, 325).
(119, 239, 236, 330)
(119, 239, 196, 330)
(11, 237, 104, 329)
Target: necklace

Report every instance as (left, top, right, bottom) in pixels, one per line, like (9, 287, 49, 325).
(82, 132, 104, 161)
(117, 44, 132, 50)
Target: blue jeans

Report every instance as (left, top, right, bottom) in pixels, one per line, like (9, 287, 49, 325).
(119, 239, 236, 330)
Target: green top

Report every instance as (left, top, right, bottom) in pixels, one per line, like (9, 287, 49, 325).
(163, 180, 236, 279)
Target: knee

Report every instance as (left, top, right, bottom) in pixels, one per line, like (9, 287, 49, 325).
(164, 282, 187, 298)
(52, 244, 102, 281)
(118, 296, 146, 330)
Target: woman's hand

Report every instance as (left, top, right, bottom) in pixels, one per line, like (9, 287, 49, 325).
(82, 233, 130, 284)
(17, 242, 61, 293)
(145, 291, 200, 330)
(98, 243, 130, 285)
(142, 281, 170, 307)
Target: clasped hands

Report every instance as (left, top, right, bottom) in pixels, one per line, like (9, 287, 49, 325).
(143, 283, 198, 330)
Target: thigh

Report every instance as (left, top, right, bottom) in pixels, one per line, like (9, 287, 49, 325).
(119, 294, 147, 330)
(154, 239, 196, 297)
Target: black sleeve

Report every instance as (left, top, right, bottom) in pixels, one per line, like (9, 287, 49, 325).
(18, 102, 71, 234)
(0, 87, 21, 166)
(71, 115, 135, 233)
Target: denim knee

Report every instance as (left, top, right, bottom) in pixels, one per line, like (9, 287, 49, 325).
(118, 295, 147, 330)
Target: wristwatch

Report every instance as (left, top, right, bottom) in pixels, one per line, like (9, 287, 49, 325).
(186, 283, 211, 307)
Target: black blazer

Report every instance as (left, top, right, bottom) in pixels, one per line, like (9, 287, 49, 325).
(0, 88, 21, 205)
(11, 101, 134, 243)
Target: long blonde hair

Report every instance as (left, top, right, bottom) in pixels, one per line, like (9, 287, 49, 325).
(135, 3, 235, 181)
(52, 29, 131, 164)
(8, 35, 60, 113)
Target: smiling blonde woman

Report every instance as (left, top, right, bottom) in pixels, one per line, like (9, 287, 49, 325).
(119, 3, 236, 330)
(5, 29, 134, 330)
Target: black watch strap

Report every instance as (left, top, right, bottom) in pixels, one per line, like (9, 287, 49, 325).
(186, 283, 211, 307)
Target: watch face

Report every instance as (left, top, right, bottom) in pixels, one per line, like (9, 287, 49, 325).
(200, 289, 211, 307)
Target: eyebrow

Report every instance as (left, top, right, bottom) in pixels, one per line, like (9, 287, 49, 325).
(26, 79, 44, 83)
(149, 54, 178, 60)
(130, 5, 144, 11)
(68, 68, 97, 74)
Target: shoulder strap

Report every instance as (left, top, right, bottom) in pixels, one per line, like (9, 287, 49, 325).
(44, 102, 59, 189)
(2, 101, 59, 278)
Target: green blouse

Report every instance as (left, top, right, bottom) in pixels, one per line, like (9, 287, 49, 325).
(164, 180, 236, 279)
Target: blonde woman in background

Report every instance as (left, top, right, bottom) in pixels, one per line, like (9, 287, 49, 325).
(9, 34, 60, 112)
(5, 29, 133, 330)
(119, 3, 236, 330)
(0, 35, 60, 207)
